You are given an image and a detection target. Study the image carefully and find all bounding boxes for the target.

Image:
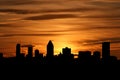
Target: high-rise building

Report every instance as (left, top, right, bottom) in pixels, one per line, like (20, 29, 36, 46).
(62, 47, 71, 55)
(28, 46, 33, 58)
(102, 42, 110, 59)
(16, 43, 21, 57)
(47, 40, 54, 58)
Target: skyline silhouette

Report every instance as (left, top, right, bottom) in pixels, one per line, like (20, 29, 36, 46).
(0, 40, 119, 65)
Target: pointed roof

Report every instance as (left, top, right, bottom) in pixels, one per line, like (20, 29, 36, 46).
(47, 40, 53, 46)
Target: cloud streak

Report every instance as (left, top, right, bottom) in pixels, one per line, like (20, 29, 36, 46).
(0, 7, 97, 15)
(24, 14, 77, 20)
(0, 24, 13, 27)
(75, 37, 120, 46)
(0, 33, 65, 37)
(0, 9, 38, 14)
(81, 14, 120, 19)
(0, 0, 57, 6)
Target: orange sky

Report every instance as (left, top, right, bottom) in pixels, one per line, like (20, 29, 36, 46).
(0, 0, 120, 59)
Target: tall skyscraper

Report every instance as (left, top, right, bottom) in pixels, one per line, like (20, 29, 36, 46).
(102, 42, 110, 59)
(16, 43, 21, 57)
(47, 40, 54, 58)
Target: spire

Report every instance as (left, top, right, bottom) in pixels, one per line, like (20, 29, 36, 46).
(47, 40, 53, 46)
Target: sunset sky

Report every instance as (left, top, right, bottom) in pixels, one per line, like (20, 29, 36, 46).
(0, 0, 120, 58)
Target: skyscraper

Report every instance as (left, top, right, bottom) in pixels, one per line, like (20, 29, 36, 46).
(47, 40, 54, 58)
(102, 42, 110, 59)
(16, 43, 21, 57)
(28, 46, 33, 58)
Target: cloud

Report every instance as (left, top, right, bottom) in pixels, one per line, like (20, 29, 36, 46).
(0, 7, 98, 14)
(0, 9, 38, 14)
(66, 25, 120, 32)
(1, 6, 115, 15)
(0, 0, 57, 6)
(24, 14, 77, 20)
(75, 37, 120, 46)
(0, 23, 29, 28)
(81, 14, 120, 19)
(40, 7, 98, 13)
(0, 24, 12, 27)
(0, 33, 65, 37)
(21, 44, 34, 47)
(89, 0, 120, 8)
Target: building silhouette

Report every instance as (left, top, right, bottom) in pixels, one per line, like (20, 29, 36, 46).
(62, 47, 71, 55)
(35, 49, 43, 59)
(62, 47, 74, 64)
(46, 40, 54, 58)
(27, 46, 33, 58)
(0, 41, 120, 65)
(102, 42, 110, 59)
(93, 51, 101, 64)
(34, 49, 44, 64)
(35, 49, 40, 58)
(16, 43, 21, 58)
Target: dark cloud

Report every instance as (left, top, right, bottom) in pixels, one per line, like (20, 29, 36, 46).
(75, 37, 120, 46)
(0, 0, 120, 12)
(0, 0, 57, 6)
(0, 33, 64, 37)
(0, 23, 28, 28)
(0, 24, 12, 27)
(24, 14, 77, 20)
(0, 7, 97, 14)
(0, 9, 38, 14)
(66, 26, 120, 32)
(1, 8, 120, 20)
(40, 7, 98, 13)
(81, 14, 120, 19)
(89, 1, 120, 9)
(21, 44, 34, 47)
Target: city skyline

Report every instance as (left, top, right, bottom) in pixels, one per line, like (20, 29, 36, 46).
(0, 41, 118, 65)
(12, 41, 114, 59)
(0, 0, 120, 59)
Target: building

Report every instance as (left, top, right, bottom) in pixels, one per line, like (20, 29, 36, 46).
(62, 47, 71, 55)
(35, 49, 40, 57)
(47, 40, 54, 58)
(28, 46, 33, 58)
(93, 51, 100, 59)
(16, 43, 21, 57)
(102, 42, 110, 59)
(35, 49, 43, 59)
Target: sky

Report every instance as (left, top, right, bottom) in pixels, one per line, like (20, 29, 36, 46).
(0, 0, 120, 58)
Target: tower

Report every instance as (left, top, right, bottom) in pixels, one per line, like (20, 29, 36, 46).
(47, 40, 54, 58)
(16, 43, 21, 57)
(102, 42, 110, 59)
(28, 46, 33, 58)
